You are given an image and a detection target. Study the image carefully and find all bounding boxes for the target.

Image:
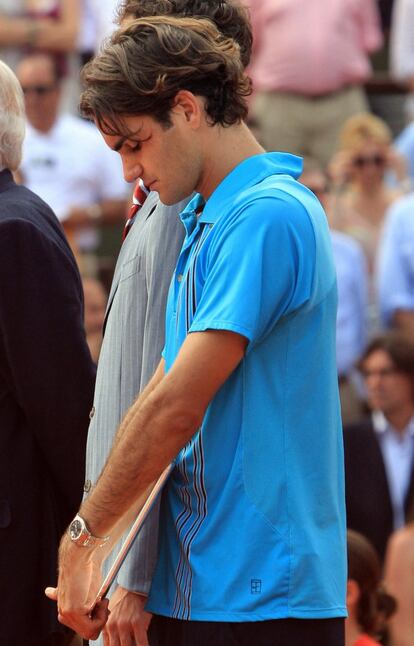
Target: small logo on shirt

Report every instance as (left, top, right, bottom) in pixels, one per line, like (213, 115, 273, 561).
(251, 579, 262, 594)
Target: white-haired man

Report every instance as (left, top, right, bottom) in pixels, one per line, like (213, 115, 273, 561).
(0, 60, 95, 646)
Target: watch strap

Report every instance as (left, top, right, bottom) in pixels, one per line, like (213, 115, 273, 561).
(69, 514, 109, 548)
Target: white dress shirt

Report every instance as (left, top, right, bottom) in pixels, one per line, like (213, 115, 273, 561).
(331, 230, 368, 376)
(373, 410, 414, 529)
(377, 193, 414, 325)
(20, 113, 129, 250)
(395, 122, 414, 182)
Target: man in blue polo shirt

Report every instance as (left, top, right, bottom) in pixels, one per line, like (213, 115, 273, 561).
(48, 14, 347, 646)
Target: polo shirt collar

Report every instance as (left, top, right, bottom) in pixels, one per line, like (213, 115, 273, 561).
(372, 410, 414, 437)
(180, 152, 303, 229)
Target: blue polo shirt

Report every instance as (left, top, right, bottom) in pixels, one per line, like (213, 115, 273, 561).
(147, 152, 347, 621)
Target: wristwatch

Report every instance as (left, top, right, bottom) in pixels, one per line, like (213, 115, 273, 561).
(68, 514, 109, 548)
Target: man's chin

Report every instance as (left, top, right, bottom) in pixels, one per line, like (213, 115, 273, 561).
(158, 192, 187, 206)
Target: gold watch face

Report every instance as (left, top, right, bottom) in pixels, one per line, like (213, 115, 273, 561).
(69, 518, 83, 540)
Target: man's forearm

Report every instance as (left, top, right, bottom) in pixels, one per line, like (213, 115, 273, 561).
(77, 360, 166, 554)
(50, 331, 246, 639)
(75, 329, 246, 548)
(80, 370, 201, 540)
(108, 360, 165, 454)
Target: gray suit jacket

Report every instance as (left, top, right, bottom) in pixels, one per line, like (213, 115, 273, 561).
(84, 192, 188, 621)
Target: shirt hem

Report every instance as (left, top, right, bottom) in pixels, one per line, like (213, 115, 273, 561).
(145, 604, 347, 621)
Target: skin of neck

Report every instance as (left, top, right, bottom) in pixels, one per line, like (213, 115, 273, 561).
(30, 114, 57, 134)
(196, 120, 264, 200)
(350, 176, 386, 198)
(345, 613, 363, 646)
(385, 403, 414, 434)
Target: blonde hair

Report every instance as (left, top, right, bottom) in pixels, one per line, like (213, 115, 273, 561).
(339, 112, 392, 153)
(0, 60, 25, 171)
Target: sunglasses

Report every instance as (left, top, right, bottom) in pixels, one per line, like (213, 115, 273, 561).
(352, 154, 386, 168)
(360, 367, 397, 379)
(21, 84, 57, 96)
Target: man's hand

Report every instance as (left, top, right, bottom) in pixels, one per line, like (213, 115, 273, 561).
(45, 534, 109, 640)
(103, 586, 152, 645)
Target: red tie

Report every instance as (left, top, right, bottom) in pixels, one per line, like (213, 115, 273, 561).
(123, 180, 149, 241)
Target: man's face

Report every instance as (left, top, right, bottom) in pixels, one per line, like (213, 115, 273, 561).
(83, 279, 107, 335)
(99, 110, 203, 205)
(349, 141, 388, 186)
(361, 349, 413, 416)
(16, 56, 60, 133)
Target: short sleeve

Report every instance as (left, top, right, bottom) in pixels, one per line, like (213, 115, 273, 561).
(190, 192, 316, 347)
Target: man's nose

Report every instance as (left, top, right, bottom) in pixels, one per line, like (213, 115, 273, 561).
(365, 373, 382, 390)
(122, 158, 143, 183)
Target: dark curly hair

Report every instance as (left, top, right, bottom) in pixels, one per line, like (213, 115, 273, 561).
(80, 16, 251, 134)
(116, 0, 252, 68)
(347, 530, 396, 636)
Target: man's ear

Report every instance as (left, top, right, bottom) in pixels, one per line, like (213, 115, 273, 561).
(171, 90, 202, 129)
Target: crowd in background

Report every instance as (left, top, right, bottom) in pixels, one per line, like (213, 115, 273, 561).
(2, 1, 414, 644)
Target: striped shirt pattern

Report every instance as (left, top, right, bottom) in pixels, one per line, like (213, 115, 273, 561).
(171, 216, 212, 618)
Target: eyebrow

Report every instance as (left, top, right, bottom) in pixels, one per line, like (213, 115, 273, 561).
(112, 124, 144, 152)
(113, 135, 128, 153)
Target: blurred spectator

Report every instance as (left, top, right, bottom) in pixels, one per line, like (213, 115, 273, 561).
(377, 191, 414, 333)
(329, 113, 410, 330)
(346, 530, 396, 646)
(0, 0, 80, 71)
(394, 119, 414, 183)
(0, 59, 95, 646)
(329, 113, 408, 273)
(390, 0, 414, 121)
(378, 0, 396, 34)
(384, 522, 414, 645)
(344, 333, 414, 563)
(82, 276, 107, 364)
(84, 0, 119, 52)
(16, 52, 129, 274)
(300, 167, 368, 425)
(247, 0, 382, 168)
(77, 0, 98, 65)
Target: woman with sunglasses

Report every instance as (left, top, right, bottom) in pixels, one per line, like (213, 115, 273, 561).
(328, 112, 410, 330)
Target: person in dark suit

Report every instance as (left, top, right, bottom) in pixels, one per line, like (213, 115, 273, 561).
(0, 60, 96, 646)
(344, 332, 414, 564)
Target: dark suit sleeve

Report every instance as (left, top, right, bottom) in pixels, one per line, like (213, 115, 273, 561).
(343, 421, 392, 562)
(0, 218, 95, 513)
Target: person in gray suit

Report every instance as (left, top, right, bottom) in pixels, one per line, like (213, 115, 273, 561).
(79, 2, 253, 644)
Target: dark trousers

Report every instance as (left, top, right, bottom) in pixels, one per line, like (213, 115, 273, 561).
(148, 615, 345, 646)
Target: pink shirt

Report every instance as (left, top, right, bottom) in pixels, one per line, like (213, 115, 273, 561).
(247, 0, 382, 95)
